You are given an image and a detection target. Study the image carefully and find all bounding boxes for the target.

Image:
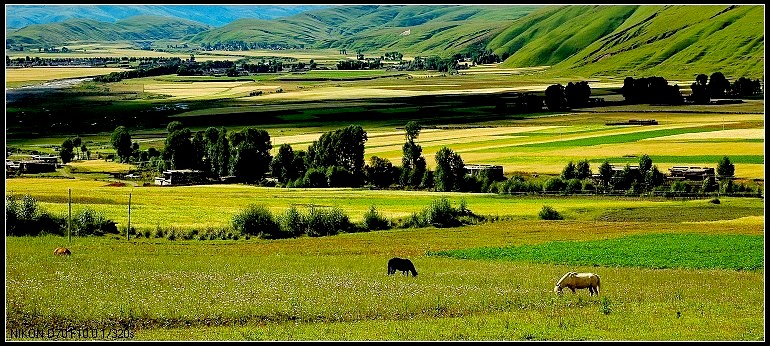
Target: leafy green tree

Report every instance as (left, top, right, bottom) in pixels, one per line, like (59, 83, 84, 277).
(598, 161, 613, 190)
(644, 165, 665, 189)
(191, 131, 206, 171)
(271, 144, 297, 184)
(543, 177, 566, 193)
(110, 126, 133, 163)
(638, 154, 652, 175)
(401, 121, 425, 187)
(326, 166, 353, 187)
(544, 84, 567, 111)
(561, 161, 576, 180)
(365, 156, 394, 188)
(60, 138, 74, 164)
(613, 163, 640, 191)
(73, 136, 82, 160)
(229, 128, 272, 182)
(708, 72, 730, 98)
(690, 74, 710, 104)
(565, 81, 591, 108)
(167, 121, 184, 133)
(80, 144, 88, 160)
(204, 127, 221, 176)
(717, 156, 735, 178)
(216, 129, 230, 177)
(434, 147, 465, 192)
(165, 125, 194, 169)
(574, 159, 592, 179)
(307, 125, 368, 186)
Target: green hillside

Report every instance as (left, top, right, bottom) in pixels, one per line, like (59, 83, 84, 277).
(6, 15, 211, 46)
(6, 5, 762, 80)
(494, 5, 764, 80)
(190, 5, 538, 56)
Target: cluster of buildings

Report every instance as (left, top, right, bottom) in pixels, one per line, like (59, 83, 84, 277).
(6, 155, 59, 177)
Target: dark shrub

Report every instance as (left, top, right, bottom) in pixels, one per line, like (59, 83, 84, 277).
(232, 204, 280, 237)
(565, 178, 582, 194)
(304, 168, 328, 188)
(326, 165, 353, 187)
(6, 194, 66, 236)
(543, 177, 566, 193)
(539, 205, 564, 220)
(74, 208, 117, 236)
(306, 206, 353, 237)
(709, 198, 721, 204)
(362, 205, 390, 231)
(277, 206, 306, 238)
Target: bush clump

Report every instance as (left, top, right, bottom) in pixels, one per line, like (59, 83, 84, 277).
(306, 206, 353, 237)
(6, 194, 64, 236)
(232, 204, 280, 237)
(75, 208, 119, 236)
(361, 205, 390, 231)
(401, 198, 483, 228)
(539, 205, 564, 220)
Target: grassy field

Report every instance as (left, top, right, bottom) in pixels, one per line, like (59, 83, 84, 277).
(5, 215, 764, 340)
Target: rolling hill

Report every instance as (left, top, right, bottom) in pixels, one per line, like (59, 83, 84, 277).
(6, 15, 212, 46)
(5, 5, 329, 29)
(6, 5, 763, 79)
(491, 5, 764, 79)
(189, 5, 539, 55)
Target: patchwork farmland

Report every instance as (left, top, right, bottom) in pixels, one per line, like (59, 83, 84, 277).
(4, 4, 765, 342)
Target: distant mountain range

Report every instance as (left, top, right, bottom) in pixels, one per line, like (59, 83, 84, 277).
(5, 5, 763, 79)
(5, 5, 329, 29)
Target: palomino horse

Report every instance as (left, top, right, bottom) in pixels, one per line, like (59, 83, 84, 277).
(554, 272, 600, 296)
(387, 257, 418, 277)
(53, 247, 71, 256)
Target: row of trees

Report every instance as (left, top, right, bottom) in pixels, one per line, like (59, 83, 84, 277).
(690, 72, 763, 104)
(59, 136, 89, 163)
(94, 58, 185, 82)
(621, 76, 683, 105)
(544, 81, 592, 111)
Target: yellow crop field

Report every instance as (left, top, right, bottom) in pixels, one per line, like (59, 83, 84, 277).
(6, 67, 128, 84)
(67, 160, 136, 173)
(10, 177, 760, 230)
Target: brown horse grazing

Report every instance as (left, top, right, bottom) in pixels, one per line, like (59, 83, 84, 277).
(53, 247, 71, 256)
(387, 257, 418, 277)
(554, 272, 600, 296)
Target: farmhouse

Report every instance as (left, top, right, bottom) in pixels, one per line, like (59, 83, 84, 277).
(590, 164, 640, 184)
(30, 155, 59, 164)
(464, 164, 504, 180)
(17, 160, 57, 174)
(154, 169, 207, 186)
(667, 166, 715, 181)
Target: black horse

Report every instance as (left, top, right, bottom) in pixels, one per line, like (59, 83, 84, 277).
(387, 257, 418, 277)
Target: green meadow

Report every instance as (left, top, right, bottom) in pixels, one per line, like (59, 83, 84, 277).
(5, 216, 764, 341)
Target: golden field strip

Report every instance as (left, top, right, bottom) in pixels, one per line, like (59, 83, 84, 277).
(5, 177, 764, 230)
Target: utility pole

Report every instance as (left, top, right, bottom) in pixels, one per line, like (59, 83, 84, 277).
(127, 192, 132, 241)
(68, 189, 72, 243)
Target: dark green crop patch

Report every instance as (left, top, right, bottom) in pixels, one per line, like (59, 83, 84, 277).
(427, 233, 763, 271)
